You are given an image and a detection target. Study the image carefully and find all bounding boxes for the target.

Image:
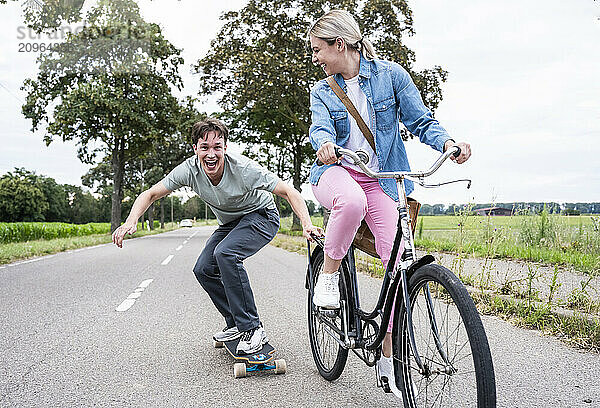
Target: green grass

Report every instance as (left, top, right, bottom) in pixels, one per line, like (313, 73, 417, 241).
(0, 223, 179, 265)
(419, 214, 594, 230)
(416, 214, 599, 275)
(269, 232, 600, 351)
(278, 214, 599, 274)
(475, 292, 600, 351)
(278, 215, 324, 236)
(0, 222, 111, 244)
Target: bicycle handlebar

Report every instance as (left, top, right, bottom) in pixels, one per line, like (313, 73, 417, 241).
(316, 145, 463, 181)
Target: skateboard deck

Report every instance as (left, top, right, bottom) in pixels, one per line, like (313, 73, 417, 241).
(214, 337, 286, 378)
(223, 338, 276, 364)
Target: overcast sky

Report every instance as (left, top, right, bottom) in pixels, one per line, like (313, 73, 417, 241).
(1, 0, 598, 206)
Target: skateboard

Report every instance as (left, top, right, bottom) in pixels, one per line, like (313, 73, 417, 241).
(213, 337, 287, 378)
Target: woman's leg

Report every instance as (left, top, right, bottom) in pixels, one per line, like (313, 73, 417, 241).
(349, 169, 404, 357)
(312, 166, 368, 274)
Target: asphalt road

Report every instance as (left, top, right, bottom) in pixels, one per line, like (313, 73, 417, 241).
(1, 226, 599, 407)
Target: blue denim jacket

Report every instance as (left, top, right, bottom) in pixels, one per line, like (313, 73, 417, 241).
(309, 55, 452, 200)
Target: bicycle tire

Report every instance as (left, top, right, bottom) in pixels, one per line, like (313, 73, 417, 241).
(307, 249, 349, 381)
(393, 264, 496, 407)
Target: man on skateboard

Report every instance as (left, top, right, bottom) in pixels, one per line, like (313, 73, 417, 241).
(112, 118, 322, 355)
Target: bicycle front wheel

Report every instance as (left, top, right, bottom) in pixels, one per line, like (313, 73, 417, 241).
(307, 249, 349, 381)
(393, 264, 496, 407)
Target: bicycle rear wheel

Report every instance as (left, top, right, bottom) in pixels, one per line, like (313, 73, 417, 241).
(307, 249, 349, 381)
(393, 264, 496, 407)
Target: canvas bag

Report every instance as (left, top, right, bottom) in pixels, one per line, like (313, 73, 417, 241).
(324, 76, 420, 258)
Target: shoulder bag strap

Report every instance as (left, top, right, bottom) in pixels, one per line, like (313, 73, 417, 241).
(326, 75, 376, 152)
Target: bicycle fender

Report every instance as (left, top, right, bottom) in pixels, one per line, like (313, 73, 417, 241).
(407, 254, 435, 278)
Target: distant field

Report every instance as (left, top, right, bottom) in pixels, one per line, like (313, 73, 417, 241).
(418, 215, 594, 231)
(279, 214, 599, 274)
(0, 222, 111, 244)
(0, 220, 181, 244)
(280, 214, 594, 231)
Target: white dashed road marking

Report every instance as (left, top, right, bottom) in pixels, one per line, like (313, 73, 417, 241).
(139, 279, 153, 288)
(116, 279, 154, 312)
(176, 245, 183, 251)
(161, 255, 174, 265)
(116, 299, 136, 312)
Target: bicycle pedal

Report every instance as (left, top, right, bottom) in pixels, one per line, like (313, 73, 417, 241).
(380, 377, 392, 393)
(319, 308, 339, 318)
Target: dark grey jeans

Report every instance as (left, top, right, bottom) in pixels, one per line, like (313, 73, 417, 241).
(193, 207, 279, 332)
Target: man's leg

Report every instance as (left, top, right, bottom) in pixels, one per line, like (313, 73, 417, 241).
(213, 209, 279, 332)
(193, 224, 237, 329)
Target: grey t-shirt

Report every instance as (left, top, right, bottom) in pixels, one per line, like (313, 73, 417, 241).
(161, 153, 280, 225)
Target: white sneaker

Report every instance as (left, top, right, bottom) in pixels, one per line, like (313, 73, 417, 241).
(313, 271, 340, 309)
(236, 325, 269, 355)
(377, 355, 402, 398)
(213, 326, 241, 342)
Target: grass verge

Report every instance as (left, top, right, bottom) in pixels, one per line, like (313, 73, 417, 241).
(474, 292, 600, 352)
(279, 214, 600, 275)
(0, 223, 180, 265)
(270, 231, 600, 351)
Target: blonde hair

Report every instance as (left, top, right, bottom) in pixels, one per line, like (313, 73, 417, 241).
(308, 9, 377, 61)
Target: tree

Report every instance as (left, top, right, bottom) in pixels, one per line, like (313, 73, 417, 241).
(63, 184, 101, 224)
(37, 175, 69, 221)
(0, 169, 48, 222)
(22, 0, 85, 32)
(195, 0, 448, 229)
(82, 97, 203, 229)
(22, 0, 184, 232)
(183, 196, 215, 221)
(143, 97, 205, 228)
(164, 195, 184, 224)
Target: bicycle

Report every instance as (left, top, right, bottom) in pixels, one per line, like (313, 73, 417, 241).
(306, 146, 496, 407)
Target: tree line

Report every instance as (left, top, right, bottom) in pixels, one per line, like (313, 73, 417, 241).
(420, 202, 600, 216)
(0, 167, 320, 225)
(0, 167, 217, 226)
(9, 0, 445, 232)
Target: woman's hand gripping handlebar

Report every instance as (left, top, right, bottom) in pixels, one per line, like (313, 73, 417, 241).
(316, 145, 471, 189)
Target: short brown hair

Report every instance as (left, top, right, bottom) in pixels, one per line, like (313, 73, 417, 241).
(191, 118, 229, 145)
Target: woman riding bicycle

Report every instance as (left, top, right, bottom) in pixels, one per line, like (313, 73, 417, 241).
(307, 9, 471, 395)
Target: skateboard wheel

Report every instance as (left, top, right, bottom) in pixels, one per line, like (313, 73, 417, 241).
(213, 340, 224, 348)
(274, 359, 286, 374)
(233, 362, 246, 378)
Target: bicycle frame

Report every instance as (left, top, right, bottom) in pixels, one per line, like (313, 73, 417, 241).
(307, 146, 469, 373)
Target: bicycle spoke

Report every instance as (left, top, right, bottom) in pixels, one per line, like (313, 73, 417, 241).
(450, 351, 474, 367)
(398, 270, 488, 408)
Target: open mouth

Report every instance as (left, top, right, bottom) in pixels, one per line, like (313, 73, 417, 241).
(204, 158, 218, 171)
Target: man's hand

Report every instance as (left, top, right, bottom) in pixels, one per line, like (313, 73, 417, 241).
(444, 140, 471, 164)
(112, 222, 137, 248)
(303, 224, 324, 242)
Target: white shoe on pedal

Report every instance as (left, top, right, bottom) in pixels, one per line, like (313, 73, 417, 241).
(377, 355, 402, 399)
(313, 271, 340, 309)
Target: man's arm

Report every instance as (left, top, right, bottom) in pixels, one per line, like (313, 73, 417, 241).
(112, 182, 172, 248)
(272, 181, 323, 241)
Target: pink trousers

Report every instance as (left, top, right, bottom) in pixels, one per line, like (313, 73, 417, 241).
(312, 165, 404, 332)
